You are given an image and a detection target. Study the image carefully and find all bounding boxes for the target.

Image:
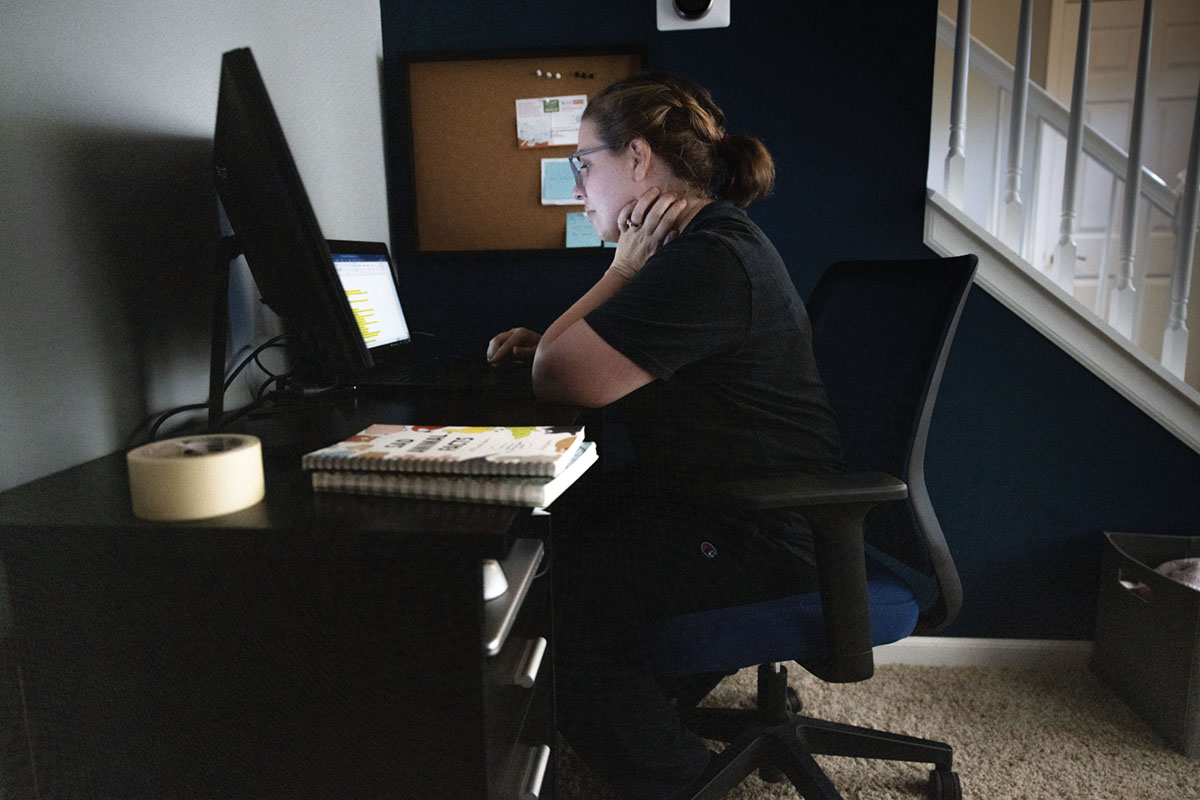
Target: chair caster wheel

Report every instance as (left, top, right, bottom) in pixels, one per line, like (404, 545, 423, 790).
(785, 686, 803, 714)
(928, 769, 961, 800)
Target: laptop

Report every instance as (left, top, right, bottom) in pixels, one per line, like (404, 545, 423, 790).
(326, 240, 530, 393)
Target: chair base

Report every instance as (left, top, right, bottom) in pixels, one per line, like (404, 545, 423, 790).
(674, 664, 960, 800)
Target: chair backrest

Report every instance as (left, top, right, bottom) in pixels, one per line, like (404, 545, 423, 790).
(805, 255, 977, 632)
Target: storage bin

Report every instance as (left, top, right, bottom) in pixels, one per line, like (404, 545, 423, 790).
(1090, 531, 1200, 758)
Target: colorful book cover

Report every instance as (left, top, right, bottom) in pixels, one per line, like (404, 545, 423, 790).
(300, 424, 586, 477)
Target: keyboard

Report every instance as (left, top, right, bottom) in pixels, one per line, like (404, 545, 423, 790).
(354, 357, 533, 394)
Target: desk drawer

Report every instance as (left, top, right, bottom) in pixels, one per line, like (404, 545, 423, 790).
(484, 544, 552, 799)
(495, 676, 555, 800)
(483, 538, 544, 657)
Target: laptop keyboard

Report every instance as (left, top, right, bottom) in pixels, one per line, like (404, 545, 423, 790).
(362, 357, 532, 393)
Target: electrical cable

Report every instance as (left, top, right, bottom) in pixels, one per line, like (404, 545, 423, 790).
(215, 392, 276, 430)
(128, 334, 299, 445)
(223, 334, 293, 391)
(145, 403, 210, 441)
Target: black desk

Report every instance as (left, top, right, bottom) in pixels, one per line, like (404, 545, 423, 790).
(0, 387, 575, 799)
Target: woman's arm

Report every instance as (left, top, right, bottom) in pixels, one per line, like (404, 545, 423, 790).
(532, 284, 654, 406)
(532, 191, 687, 406)
(486, 275, 650, 407)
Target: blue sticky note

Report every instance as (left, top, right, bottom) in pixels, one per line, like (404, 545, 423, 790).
(565, 212, 617, 248)
(541, 159, 581, 205)
(566, 212, 600, 247)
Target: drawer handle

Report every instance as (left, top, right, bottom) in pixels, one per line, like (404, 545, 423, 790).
(521, 743, 551, 800)
(515, 637, 547, 689)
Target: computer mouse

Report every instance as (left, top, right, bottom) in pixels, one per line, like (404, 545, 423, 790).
(482, 558, 508, 601)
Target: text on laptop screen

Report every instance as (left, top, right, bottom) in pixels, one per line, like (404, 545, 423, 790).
(330, 254, 411, 349)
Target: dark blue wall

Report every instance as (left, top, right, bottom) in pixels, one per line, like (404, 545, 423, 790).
(381, 1, 938, 345)
(930, 292, 1200, 638)
(379, 0, 1200, 639)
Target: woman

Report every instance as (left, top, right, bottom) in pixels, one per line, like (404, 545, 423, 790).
(488, 73, 844, 799)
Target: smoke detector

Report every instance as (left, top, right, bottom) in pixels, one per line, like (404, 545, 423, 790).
(656, 0, 731, 31)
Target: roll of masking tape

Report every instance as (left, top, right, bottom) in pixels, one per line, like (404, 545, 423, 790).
(126, 434, 265, 521)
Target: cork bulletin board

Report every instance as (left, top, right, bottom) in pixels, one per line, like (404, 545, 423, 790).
(403, 46, 646, 252)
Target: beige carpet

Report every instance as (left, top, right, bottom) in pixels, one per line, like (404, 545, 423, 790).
(556, 664, 1200, 799)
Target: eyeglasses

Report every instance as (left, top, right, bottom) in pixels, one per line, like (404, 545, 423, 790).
(567, 144, 618, 188)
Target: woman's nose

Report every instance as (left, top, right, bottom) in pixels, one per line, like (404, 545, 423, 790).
(572, 182, 586, 201)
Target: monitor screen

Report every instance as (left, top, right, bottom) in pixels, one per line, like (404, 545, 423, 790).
(212, 47, 371, 385)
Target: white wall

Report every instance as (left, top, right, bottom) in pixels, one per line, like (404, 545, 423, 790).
(0, 0, 388, 491)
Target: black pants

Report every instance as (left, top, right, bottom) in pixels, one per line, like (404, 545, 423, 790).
(550, 467, 819, 798)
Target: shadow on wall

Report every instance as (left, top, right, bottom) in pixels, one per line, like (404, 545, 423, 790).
(61, 128, 224, 438)
(1, 121, 224, 483)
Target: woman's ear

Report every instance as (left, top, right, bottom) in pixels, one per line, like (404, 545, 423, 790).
(628, 137, 652, 182)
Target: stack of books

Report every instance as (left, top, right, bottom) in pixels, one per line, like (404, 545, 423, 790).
(301, 424, 597, 507)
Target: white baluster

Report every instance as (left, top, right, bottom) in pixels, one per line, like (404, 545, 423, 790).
(1053, 0, 1093, 293)
(1095, 177, 1121, 319)
(1003, 0, 1034, 253)
(945, 0, 971, 206)
(1161, 76, 1200, 380)
(1110, 0, 1155, 340)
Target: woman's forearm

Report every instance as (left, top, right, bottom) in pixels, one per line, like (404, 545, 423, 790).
(539, 267, 631, 349)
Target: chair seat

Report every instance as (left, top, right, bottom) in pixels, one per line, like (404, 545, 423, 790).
(636, 560, 920, 677)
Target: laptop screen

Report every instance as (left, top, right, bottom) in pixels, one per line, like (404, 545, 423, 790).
(329, 244, 411, 352)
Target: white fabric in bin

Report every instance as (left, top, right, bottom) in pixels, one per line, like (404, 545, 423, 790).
(1157, 558, 1200, 592)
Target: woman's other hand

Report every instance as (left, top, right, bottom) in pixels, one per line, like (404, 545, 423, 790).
(487, 327, 542, 366)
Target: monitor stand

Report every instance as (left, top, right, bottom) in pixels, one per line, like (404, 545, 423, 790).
(207, 235, 243, 432)
(204, 235, 340, 437)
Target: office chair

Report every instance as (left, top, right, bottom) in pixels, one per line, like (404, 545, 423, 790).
(636, 255, 978, 800)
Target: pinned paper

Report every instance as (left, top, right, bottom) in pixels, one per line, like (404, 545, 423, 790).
(565, 212, 616, 249)
(516, 94, 587, 149)
(541, 159, 581, 205)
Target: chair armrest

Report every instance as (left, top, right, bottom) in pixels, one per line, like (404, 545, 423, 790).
(718, 470, 907, 512)
(718, 470, 908, 683)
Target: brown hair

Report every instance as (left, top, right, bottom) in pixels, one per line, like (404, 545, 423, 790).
(581, 72, 775, 207)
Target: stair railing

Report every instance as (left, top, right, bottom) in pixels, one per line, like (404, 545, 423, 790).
(937, 0, 1199, 383)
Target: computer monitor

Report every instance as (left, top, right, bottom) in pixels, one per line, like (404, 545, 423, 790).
(211, 47, 371, 387)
